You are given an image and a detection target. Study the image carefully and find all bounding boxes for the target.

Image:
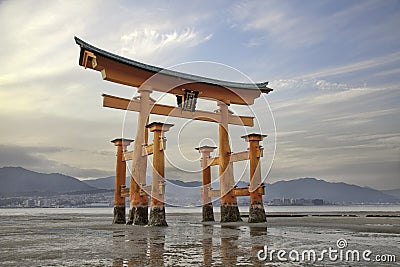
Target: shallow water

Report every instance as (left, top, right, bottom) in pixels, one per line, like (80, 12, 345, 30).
(0, 208, 399, 266)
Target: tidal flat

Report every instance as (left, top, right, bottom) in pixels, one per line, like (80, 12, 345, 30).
(0, 208, 399, 266)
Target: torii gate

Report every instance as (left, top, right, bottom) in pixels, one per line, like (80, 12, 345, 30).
(75, 37, 273, 225)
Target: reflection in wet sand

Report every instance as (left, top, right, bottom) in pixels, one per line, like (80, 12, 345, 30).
(111, 223, 269, 266)
(250, 226, 269, 266)
(202, 226, 213, 265)
(221, 226, 239, 264)
(2, 210, 397, 266)
(113, 227, 167, 266)
(148, 229, 165, 267)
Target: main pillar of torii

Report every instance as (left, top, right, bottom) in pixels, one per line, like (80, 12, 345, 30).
(127, 88, 152, 225)
(218, 101, 241, 222)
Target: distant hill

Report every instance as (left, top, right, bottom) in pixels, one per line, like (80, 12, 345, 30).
(0, 167, 95, 195)
(84, 176, 115, 189)
(266, 178, 399, 204)
(84, 176, 399, 204)
(168, 179, 202, 188)
(83, 176, 204, 206)
(84, 176, 203, 189)
(1, 167, 398, 204)
(381, 189, 400, 200)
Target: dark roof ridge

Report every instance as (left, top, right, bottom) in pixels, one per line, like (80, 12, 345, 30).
(74, 36, 272, 92)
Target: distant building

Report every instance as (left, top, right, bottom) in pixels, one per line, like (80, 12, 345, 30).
(23, 199, 35, 208)
(40, 199, 49, 207)
(272, 199, 283, 205)
(86, 202, 110, 207)
(294, 198, 305, 205)
(283, 198, 291, 205)
(312, 199, 324, 205)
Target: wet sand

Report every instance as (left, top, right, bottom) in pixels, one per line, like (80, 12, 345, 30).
(0, 209, 399, 266)
(266, 212, 400, 234)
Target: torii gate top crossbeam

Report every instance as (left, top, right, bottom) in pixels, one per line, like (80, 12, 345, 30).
(75, 37, 273, 105)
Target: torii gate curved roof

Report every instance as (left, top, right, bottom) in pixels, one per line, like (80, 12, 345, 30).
(75, 37, 273, 105)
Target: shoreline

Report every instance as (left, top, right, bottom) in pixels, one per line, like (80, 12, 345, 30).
(202, 211, 400, 234)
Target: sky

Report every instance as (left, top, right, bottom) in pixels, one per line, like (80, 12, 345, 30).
(0, 0, 399, 190)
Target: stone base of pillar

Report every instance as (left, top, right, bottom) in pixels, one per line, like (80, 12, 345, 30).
(248, 203, 266, 223)
(127, 206, 148, 225)
(113, 206, 126, 224)
(220, 205, 242, 222)
(135, 206, 149, 225)
(149, 206, 168, 226)
(202, 203, 215, 222)
(126, 208, 134, 225)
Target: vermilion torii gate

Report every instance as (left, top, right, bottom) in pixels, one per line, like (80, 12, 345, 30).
(75, 37, 273, 225)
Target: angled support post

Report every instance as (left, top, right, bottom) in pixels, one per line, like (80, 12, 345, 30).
(195, 146, 217, 222)
(111, 138, 133, 224)
(147, 122, 174, 226)
(242, 133, 267, 223)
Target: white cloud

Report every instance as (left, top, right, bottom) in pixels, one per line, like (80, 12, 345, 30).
(267, 74, 400, 188)
(310, 87, 373, 105)
(296, 52, 400, 80)
(270, 78, 395, 115)
(0, 0, 218, 180)
(120, 28, 212, 65)
(229, 0, 390, 50)
(322, 108, 400, 123)
(373, 67, 400, 77)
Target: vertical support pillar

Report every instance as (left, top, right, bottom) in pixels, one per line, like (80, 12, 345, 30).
(242, 133, 267, 223)
(217, 101, 241, 222)
(147, 122, 174, 226)
(195, 146, 217, 222)
(111, 138, 133, 224)
(128, 88, 152, 225)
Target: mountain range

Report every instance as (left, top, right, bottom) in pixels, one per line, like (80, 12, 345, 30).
(0, 167, 95, 195)
(1, 166, 399, 204)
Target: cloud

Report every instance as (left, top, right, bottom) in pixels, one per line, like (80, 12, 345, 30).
(296, 52, 400, 80)
(227, 1, 321, 46)
(269, 78, 398, 115)
(0, 0, 217, 181)
(120, 28, 212, 65)
(270, 129, 400, 189)
(322, 108, 400, 123)
(373, 67, 400, 77)
(266, 75, 400, 189)
(229, 0, 395, 50)
(0, 1, 98, 86)
(0, 144, 113, 178)
(0, 110, 127, 179)
(227, 0, 400, 91)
